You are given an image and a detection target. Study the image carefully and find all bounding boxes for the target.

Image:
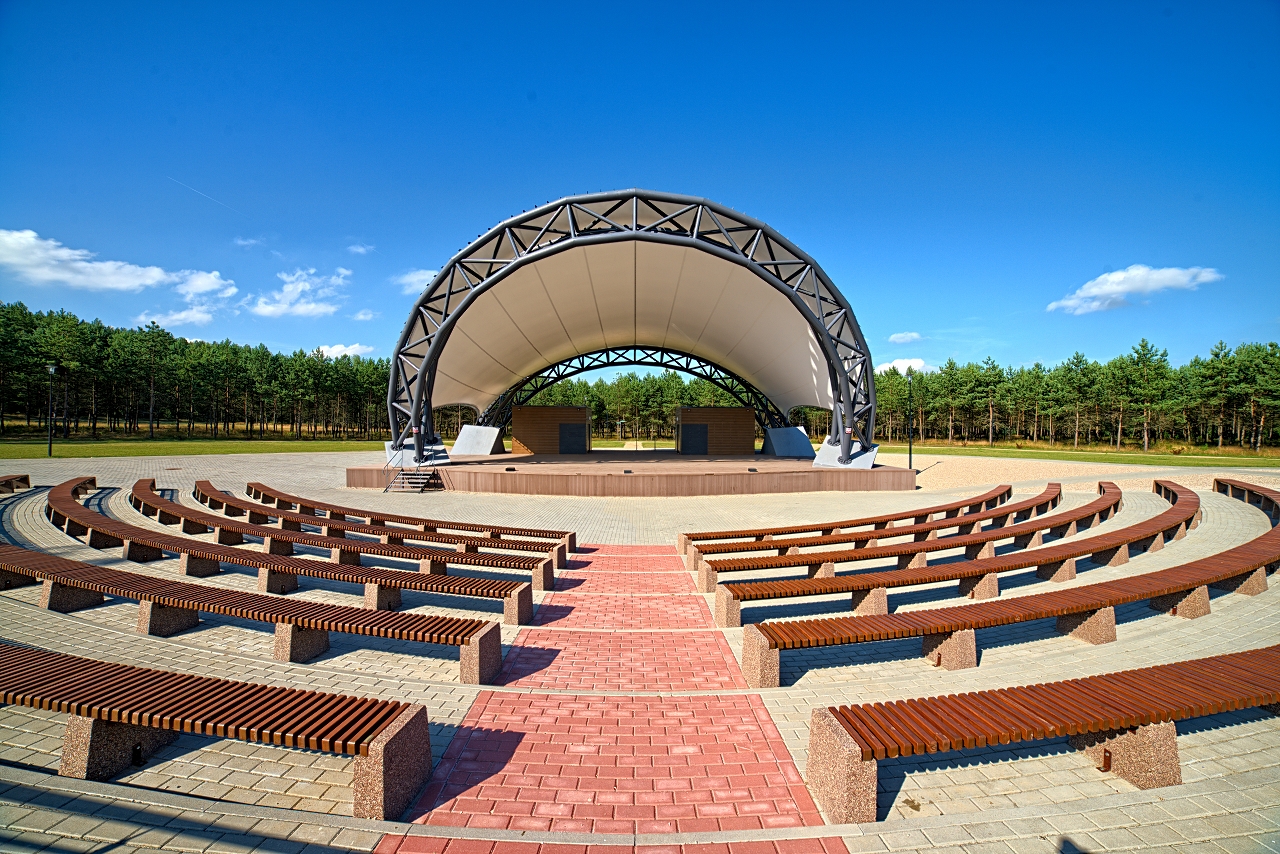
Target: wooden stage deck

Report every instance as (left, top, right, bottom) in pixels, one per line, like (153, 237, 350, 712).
(347, 451, 915, 496)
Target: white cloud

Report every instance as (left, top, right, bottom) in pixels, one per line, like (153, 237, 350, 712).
(174, 270, 237, 301)
(352, 309, 376, 321)
(137, 306, 215, 326)
(1047, 264, 1222, 315)
(888, 331, 922, 344)
(249, 267, 348, 318)
(396, 268, 438, 295)
(234, 237, 263, 248)
(347, 243, 375, 255)
(875, 358, 936, 374)
(0, 228, 190, 292)
(319, 343, 374, 358)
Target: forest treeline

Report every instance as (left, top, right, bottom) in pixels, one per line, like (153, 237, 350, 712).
(2, 301, 1277, 451)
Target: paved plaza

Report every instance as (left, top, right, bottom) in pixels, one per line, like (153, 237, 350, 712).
(1, 450, 1279, 853)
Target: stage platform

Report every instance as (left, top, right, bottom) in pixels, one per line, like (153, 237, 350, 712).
(347, 450, 915, 496)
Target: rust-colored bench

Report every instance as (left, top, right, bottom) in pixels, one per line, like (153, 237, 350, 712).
(807, 644, 1280, 823)
(0, 543, 504, 680)
(677, 484, 1013, 554)
(247, 481, 577, 552)
(716, 481, 1196, 627)
(0, 474, 31, 494)
(740, 479, 1273, 688)
(698, 482, 1122, 592)
(0, 642, 431, 819)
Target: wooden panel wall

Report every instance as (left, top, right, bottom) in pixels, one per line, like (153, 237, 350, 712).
(511, 406, 592, 455)
(676, 407, 756, 455)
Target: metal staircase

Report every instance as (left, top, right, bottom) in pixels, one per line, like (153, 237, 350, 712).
(384, 467, 442, 493)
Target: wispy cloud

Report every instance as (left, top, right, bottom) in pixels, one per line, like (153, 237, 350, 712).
(347, 243, 375, 255)
(234, 237, 263, 248)
(352, 309, 376, 321)
(137, 306, 216, 326)
(1047, 265, 1222, 315)
(0, 228, 206, 292)
(249, 267, 348, 318)
(396, 268, 438, 295)
(320, 343, 374, 358)
(888, 331, 922, 344)
(875, 358, 936, 374)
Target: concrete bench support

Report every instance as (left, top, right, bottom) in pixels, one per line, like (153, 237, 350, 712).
(156, 509, 180, 525)
(418, 558, 448, 575)
(122, 540, 163, 562)
(65, 518, 90, 538)
(352, 703, 432, 821)
(87, 529, 123, 549)
(806, 706, 878, 824)
(534, 559, 554, 592)
(459, 622, 502, 684)
(181, 519, 210, 535)
(922, 628, 977, 670)
(274, 623, 330, 662)
(1210, 567, 1268, 596)
(1037, 557, 1077, 583)
(137, 601, 200, 637)
(897, 552, 927, 570)
(1049, 520, 1078, 539)
(1013, 530, 1043, 549)
(363, 583, 402, 611)
(741, 624, 780, 689)
(280, 519, 302, 532)
(714, 587, 741, 627)
(40, 580, 103, 613)
(1150, 585, 1211, 619)
(685, 549, 703, 573)
(504, 583, 533, 625)
(964, 542, 995, 561)
(807, 562, 835, 579)
(58, 715, 179, 781)
(455, 542, 478, 554)
(1135, 532, 1164, 554)
(261, 537, 294, 556)
(958, 573, 999, 600)
(697, 562, 718, 593)
(322, 525, 347, 538)
(0, 568, 38, 591)
(1090, 544, 1129, 567)
(851, 587, 889, 616)
(214, 528, 244, 546)
(552, 542, 568, 568)
(258, 567, 299, 594)
(1056, 606, 1117, 645)
(329, 548, 362, 566)
(1070, 720, 1181, 789)
(178, 553, 221, 577)
(380, 534, 404, 545)
(248, 510, 271, 525)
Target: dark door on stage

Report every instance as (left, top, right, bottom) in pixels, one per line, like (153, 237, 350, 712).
(558, 423, 588, 454)
(679, 423, 708, 455)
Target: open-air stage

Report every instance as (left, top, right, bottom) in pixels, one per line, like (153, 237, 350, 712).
(347, 450, 915, 496)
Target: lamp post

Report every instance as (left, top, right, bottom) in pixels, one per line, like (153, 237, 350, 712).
(906, 371, 914, 472)
(45, 364, 56, 458)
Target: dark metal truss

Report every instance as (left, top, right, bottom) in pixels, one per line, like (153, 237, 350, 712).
(388, 189, 876, 462)
(478, 347, 791, 432)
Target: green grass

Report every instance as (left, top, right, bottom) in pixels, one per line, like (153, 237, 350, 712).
(873, 442, 1280, 468)
(0, 438, 385, 459)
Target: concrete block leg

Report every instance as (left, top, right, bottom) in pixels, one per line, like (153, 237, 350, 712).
(258, 568, 299, 594)
(1013, 530, 1043, 549)
(922, 628, 977, 670)
(181, 519, 210, 535)
(958, 573, 999, 600)
(741, 624, 781, 689)
(178, 553, 221, 577)
(136, 601, 200, 637)
(58, 715, 178, 781)
(964, 542, 995, 560)
(281, 519, 302, 532)
(805, 707, 878, 824)
(1149, 585, 1210, 619)
(1036, 558, 1077, 583)
(897, 552, 928, 570)
(784, 546, 801, 556)
(685, 549, 703, 573)
(459, 622, 502, 684)
(1070, 720, 1181, 789)
(418, 558, 448, 575)
(380, 533, 403, 545)
(352, 704, 432, 821)
(1056, 606, 1116, 645)
(87, 529, 123, 549)
(676, 533, 690, 554)
(714, 587, 741, 628)
(1210, 567, 1268, 597)
(65, 519, 89, 538)
(850, 587, 888, 616)
(552, 542, 568, 569)
(504, 583, 533, 625)
(562, 532, 577, 553)
(1091, 545, 1129, 567)
(215, 528, 244, 546)
(697, 563, 718, 593)
(534, 560, 554, 592)
(262, 537, 294, 556)
(273, 623, 330, 662)
(0, 568, 38, 591)
(122, 540, 163, 562)
(455, 542, 477, 554)
(363, 583, 402, 611)
(330, 548, 362, 566)
(807, 562, 835, 579)
(323, 525, 347, 538)
(1140, 533, 1163, 554)
(40, 580, 103, 613)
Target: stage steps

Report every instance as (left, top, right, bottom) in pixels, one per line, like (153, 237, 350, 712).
(383, 468, 442, 493)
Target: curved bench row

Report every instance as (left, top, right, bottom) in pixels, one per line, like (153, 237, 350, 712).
(741, 479, 1270, 688)
(678, 484, 1013, 554)
(0, 473, 31, 494)
(698, 482, 1123, 592)
(715, 481, 1195, 627)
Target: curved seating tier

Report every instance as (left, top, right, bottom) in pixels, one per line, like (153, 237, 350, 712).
(715, 481, 1195, 627)
(0, 474, 31, 494)
(677, 484, 1013, 554)
(740, 479, 1273, 688)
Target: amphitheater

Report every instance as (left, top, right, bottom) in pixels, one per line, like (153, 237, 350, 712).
(1, 449, 1279, 854)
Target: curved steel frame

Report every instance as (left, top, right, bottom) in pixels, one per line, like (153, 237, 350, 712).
(479, 347, 791, 431)
(389, 189, 875, 462)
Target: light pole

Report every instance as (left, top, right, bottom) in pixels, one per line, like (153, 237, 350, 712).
(45, 364, 56, 458)
(906, 371, 914, 472)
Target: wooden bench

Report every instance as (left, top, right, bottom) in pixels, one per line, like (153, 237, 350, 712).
(716, 481, 1195, 627)
(0, 543, 504, 681)
(806, 644, 1280, 823)
(0, 474, 31, 494)
(677, 484, 1013, 554)
(193, 480, 567, 568)
(129, 479, 555, 591)
(0, 642, 432, 819)
(688, 483, 1062, 570)
(247, 481, 577, 552)
(698, 482, 1121, 592)
(740, 479, 1272, 688)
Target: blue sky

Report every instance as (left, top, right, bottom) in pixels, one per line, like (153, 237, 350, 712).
(0, 1, 1276, 376)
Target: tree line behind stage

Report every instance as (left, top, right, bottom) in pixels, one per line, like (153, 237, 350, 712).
(1, 302, 1276, 452)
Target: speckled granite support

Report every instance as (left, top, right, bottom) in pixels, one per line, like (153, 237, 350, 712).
(807, 562, 835, 578)
(40, 580, 103, 613)
(922, 628, 977, 670)
(850, 586, 888, 616)
(177, 553, 220, 577)
(122, 540, 163, 562)
(714, 586, 741, 627)
(1056, 606, 1117, 645)
(136, 601, 200, 637)
(1091, 544, 1129, 567)
(0, 568, 37, 591)
(257, 567, 299, 594)
(329, 547, 362, 565)
(459, 622, 502, 684)
(280, 518, 303, 532)
(418, 558, 448, 575)
(87, 528, 122, 549)
(964, 541, 995, 560)
(534, 559, 554, 592)
(1070, 720, 1181, 789)
(958, 572, 999, 600)
(1136, 531, 1164, 554)
(322, 524, 347, 538)
(181, 518, 210, 535)
(1037, 557, 1077, 582)
(1013, 530, 1043, 549)
(1049, 520, 1078, 539)
(783, 545, 801, 556)
(261, 536, 294, 556)
(741, 624, 781, 689)
(214, 527, 244, 546)
(65, 518, 89, 538)
(380, 533, 403, 545)
(697, 562, 718, 593)
(897, 551, 927, 570)
(455, 542, 477, 553)
(248, 510, 270, 525)
(352, 703, 432, 820)
(551, 541, 568, 568)
(806, 706, 877, 824)
(273, 623, 330, 662)
(504, 583, 533, 625)
(58, 715, 178, 782)
(1211, 566, 1268, 596)
(363, 583, 402, 611)
(1150, 584, 1211, 619)
(677, 533, 691, 554)
(685, 548, 703, 573)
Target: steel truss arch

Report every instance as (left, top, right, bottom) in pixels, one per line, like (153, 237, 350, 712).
(389, 189, 876, 462)
(479, 347, 791, 432)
